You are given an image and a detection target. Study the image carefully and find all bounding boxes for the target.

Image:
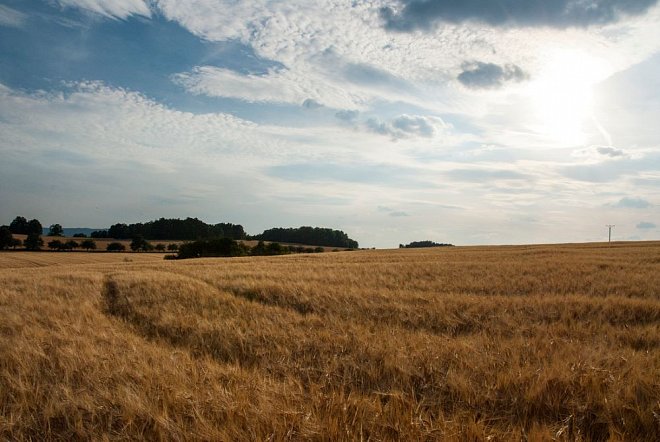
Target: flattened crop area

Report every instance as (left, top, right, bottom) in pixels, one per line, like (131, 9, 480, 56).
(1, 243, 659, 440)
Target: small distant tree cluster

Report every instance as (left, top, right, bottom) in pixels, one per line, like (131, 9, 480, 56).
(7, 216, 44, 250)
(399, 241, 454, 248)
(254, 226, 358, 249)
(47, 239, 89, 251)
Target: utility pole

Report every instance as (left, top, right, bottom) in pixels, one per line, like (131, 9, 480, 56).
(606, 224, 615, 244)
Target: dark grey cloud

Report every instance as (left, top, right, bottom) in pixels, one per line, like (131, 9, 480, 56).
(596, 146, 626, 157)
(614, 197, 651, 208)
(302, 98, 323, 109)
(377, 206, 410, 217)
(457, 62, 528, 89)
(636, 221, 656, 229)
(380, 0, 658, 31)
(335, 109, 359, 122)
(392, 114, 436, 136)
(366, 118, 391, 136)
(366, 114, 443, 138)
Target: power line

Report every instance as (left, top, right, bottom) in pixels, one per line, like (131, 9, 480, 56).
(606, 224, 615, 244)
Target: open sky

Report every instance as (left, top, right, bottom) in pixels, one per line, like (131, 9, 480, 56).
(1, 0, 659, 247)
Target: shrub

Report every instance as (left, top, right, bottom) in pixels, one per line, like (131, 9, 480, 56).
(106, 242, 126, 252)
(63, 240, 79, 250)
(80, 240, 97, 251)
(177, 238, 249, 259)
(48, 240, 64, 251)
(130, 235, 150, 252)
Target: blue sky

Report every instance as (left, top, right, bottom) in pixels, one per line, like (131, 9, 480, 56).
(0, 0, 659, 247)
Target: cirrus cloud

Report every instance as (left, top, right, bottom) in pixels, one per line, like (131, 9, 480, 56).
(0, 5, 27, 28)
(55, 0, 151, 19)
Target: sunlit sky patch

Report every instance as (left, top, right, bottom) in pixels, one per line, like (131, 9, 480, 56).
(1, 0, 659, 247)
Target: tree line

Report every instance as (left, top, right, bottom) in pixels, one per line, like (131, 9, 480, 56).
(1, 216, 360, 252)
(94, 219, 359, 248)
(173, 238, 327, 260)
(91, 218, 247, 241)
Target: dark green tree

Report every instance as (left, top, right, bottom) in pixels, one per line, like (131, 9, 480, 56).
(106, 242, 126, 252)
(10, 238, 22, 249)
(0, 226, 13, 250)
(176, 238, 248, 259)
(48, 224, 64, 236)
(48, 239, 64, 250)
(27, 219, 42, 236)
(9, 216, 29, 234)
(80, 239, 97, 251)
(251, 240, 267, 256)
(24, 233, 43, 250)
(167, 243, 179, 251)
(266, 242, 284, 255)
(73, 233, 87, 238)
(63, 240, 79, 250)
(154, 243, 166, 251)
(130, 235, 149, 252)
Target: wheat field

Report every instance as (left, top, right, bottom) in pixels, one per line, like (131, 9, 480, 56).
(1, 242, 659, 441)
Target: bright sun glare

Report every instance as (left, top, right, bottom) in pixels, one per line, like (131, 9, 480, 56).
(528, 48, 611, 146)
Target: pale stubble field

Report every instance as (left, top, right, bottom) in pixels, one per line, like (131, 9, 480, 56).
(1, 242, 659, 440)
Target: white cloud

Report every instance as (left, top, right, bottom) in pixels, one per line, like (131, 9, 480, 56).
(173, 66, 364, 109)
(56, 0, 151, 19)
(157, 1, 660, 86)
(0, 5, 27, 28)
(3, 2, 660, 246)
